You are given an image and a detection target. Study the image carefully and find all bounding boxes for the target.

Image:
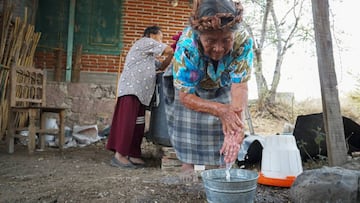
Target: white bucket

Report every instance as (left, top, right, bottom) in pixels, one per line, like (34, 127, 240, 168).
(45, 118, 58, 142)
(258, 134, 303, 187)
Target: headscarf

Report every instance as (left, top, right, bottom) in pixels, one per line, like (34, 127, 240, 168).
(190, 0, 243, 32)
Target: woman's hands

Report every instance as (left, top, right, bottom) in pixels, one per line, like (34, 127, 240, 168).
(218, 106, 243, 136)
(178, 91, 246, 164)
(218, 105, 245, 163)
(220, 131, 245, 163)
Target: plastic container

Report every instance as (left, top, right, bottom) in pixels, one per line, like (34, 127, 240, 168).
(45, 118, 58, 142)
(201, 168, 259, 203)
(145, 72, 172, 146)
(258, 134, 303, 187)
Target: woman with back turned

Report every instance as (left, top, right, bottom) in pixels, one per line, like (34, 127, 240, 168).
(107, 26, 173, 168)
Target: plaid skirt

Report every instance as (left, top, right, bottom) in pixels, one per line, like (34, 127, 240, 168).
(163, 68, 230, 166)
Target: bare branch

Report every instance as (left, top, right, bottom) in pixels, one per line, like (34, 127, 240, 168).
(259, 0, 272, 49)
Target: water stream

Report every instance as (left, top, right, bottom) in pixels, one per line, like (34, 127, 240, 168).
(225, 161, 234, 181)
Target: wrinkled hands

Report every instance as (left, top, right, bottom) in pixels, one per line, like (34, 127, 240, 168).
(219, 105, 245, 163)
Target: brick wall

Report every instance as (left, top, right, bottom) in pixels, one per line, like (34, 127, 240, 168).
(34, 0, 192, 77)
(36, 0, 192, 129)
(119, 0, 191, 72)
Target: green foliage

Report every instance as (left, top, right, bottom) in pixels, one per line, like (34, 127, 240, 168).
(312, 127, 326, 159)
(296, 126, 327, 162)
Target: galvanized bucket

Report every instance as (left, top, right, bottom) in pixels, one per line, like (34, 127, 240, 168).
(201, 168, 259, 203)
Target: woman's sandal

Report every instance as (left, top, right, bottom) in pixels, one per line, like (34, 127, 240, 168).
(127, 157, 145, 167)
(110, 157, 137, 169)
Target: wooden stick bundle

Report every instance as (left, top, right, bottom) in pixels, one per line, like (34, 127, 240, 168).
(0, 4, 42, 139)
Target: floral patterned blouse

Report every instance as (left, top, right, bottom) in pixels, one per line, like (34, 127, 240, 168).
(117, 37, 167, 106)
(172, 26, 253, 94)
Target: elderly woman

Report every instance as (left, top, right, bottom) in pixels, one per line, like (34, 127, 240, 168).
(164, 0, 253, 175)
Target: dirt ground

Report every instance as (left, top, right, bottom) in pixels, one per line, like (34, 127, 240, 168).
(1, 98, 359, 202)
(0, 114, 294, 203)
(0, 141, 292, 203)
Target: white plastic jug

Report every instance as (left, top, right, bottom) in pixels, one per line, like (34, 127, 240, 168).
(258, 134, 303, 187)
(45, 118, 58, 141)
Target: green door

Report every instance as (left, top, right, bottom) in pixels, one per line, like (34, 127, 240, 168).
(36, 0, 123, 55)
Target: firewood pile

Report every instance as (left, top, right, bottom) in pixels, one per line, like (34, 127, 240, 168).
(0, 2, 41, 140)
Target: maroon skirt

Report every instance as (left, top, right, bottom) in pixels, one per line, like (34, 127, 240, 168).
(106, 95, 145, 158)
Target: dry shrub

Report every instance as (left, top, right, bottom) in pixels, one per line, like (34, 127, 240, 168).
(343, 76, 360, 123)
(293, 96, 360, 124)
(247, 95, 360, 135)
(294, 98, 323, 116)
(248, 101, 297, 135)
(343, 92, 360, 123)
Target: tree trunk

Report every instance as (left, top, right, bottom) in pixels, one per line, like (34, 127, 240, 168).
(254, 0, 272, 110)
(311, 0, 347, 166)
